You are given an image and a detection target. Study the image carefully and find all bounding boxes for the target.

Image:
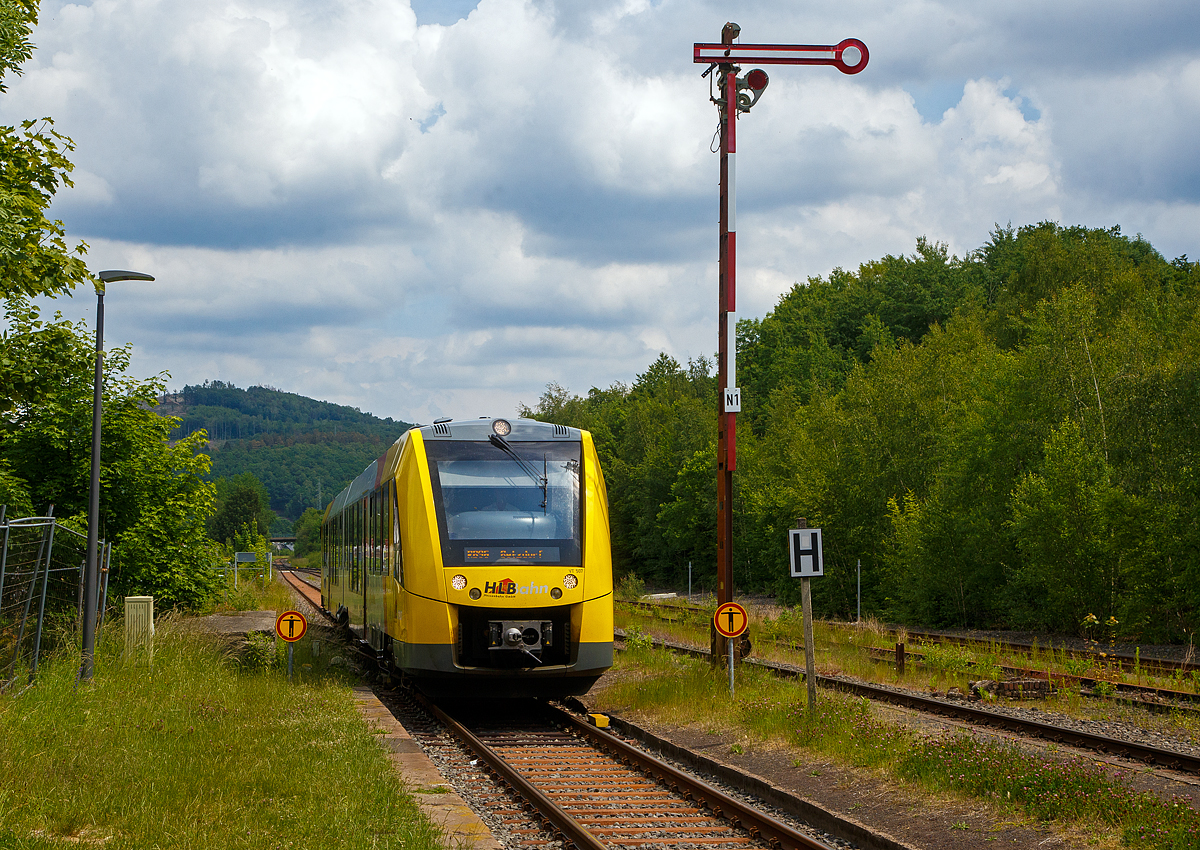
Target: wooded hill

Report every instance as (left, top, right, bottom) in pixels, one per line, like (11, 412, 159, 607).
(524, 223, 1200, 642)
(160, 383, 414, 523)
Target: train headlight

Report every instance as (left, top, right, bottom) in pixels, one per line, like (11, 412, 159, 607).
(492, 418, 511, 436)
(451, 574, 468, 591)
(551, 587, 562, 599)
(562, 574, 578, 589)
(469, 588, 481, 600)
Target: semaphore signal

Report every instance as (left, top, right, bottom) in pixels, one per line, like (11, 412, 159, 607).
(695, 22, 868, 659)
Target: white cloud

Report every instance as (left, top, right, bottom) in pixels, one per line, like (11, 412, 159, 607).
(7, 0, 1200, 423)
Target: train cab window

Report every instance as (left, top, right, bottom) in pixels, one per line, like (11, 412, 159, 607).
(425, 440, 582, 566)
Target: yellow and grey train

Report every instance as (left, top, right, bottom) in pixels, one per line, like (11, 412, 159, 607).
(320, 416, 613, 697)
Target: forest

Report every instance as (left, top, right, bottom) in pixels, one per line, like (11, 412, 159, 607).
(161, 383, 414, 523)
(523, 223, 1200, 642)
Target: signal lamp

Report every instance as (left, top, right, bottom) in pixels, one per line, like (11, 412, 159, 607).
(563, 574, 578, 589)
(551, 587, 563, 599)
(451, 574, 468, 590)
(735, 68, 769, 112)
(492, 419, 512, 436)
(469, 588, 482, 600)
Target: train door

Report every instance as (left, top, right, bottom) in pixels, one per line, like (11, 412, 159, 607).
(367, 488, 386, 652)
(383, 479, 404, 654)
(325, 510, 341, 618)
(335, 510, 345, 615)
(388, 478, 405, 652)
(344, 499, 361, 638)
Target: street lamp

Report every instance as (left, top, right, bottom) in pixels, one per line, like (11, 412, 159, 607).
(79, 269, 155, 682)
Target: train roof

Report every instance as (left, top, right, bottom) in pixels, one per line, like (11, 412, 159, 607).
(418, 417, 580, 442)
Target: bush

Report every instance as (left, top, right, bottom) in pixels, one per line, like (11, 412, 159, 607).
(616, 573, 646, 602)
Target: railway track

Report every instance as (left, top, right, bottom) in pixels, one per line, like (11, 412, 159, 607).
(620, 599, 1200, 678)
(277, 569, 324, 612)
(620, 600, 1200, 705)
(380, 687, 868, 850)
(275, 572, 864, 846)
(855, 644, 1200, 715)
(281, 583, 1200, 775)
(620, 631, 1200, 776)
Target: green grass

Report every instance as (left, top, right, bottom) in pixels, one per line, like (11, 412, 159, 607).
(596, 644, 1200, 850)
(0, 615, 444, 849)
(211, 567, 297, 614)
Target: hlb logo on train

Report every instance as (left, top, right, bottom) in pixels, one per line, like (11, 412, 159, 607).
(484, 578, 548, 596)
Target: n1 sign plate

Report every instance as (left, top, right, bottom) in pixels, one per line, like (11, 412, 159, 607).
(788, 528, 823, 577)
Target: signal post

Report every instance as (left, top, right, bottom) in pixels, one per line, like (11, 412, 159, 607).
(695, 24, 868, 660)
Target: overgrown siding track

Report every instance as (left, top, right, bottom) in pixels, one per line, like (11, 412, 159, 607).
(380, 688, 868, 850)
(623, 631, 1200, 776)
(855, 645, 1200, 715)
(622, 600, 1200, 709)
(621, 600, 1200, 678)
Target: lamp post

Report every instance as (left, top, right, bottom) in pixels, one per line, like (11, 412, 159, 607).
(79, 269, 155, 682)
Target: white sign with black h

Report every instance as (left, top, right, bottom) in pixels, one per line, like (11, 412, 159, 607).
(788, 528, 823, 577)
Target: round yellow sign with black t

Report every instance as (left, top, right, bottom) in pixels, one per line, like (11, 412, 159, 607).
(713, 602, 748, 638)
(275, 610, 307, 643)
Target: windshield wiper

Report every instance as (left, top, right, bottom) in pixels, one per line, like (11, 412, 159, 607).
(488, 434, 547, 513)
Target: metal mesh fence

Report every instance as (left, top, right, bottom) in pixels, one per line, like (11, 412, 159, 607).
(0, 508, 111, 693)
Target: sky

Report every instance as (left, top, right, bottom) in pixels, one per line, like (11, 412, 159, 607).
(7, 0, 1200, 424)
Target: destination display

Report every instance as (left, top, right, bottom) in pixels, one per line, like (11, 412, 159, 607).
(464, 546, 561, 563)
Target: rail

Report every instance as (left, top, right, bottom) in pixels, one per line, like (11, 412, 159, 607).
(418, 692, 841, 850)
(620, 632, 1200, 775)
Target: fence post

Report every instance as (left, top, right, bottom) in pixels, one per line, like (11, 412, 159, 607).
(97, 542, 112, 635)
(8, 517, 52, 683)
(29, 519, 57, 680)
(0, 505, 9, 608)
(76, 552, 86, 622)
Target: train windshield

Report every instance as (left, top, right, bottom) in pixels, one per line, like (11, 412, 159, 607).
(425, 440, 582, 566)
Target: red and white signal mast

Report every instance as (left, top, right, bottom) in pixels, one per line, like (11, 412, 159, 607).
(695, 23, 868, 656)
